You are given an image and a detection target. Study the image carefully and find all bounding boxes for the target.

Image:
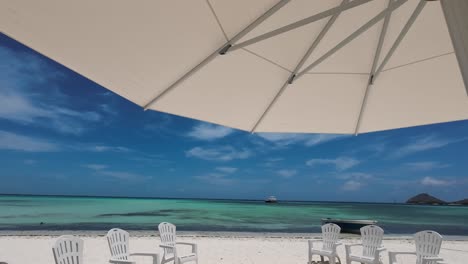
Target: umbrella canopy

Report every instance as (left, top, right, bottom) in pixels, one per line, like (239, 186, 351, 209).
(1, 0, 467, 134)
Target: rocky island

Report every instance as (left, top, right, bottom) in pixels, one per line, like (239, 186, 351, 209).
(406, 193, 468, 206)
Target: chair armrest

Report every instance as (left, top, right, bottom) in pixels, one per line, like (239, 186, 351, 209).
(422, 256, 443, 264)
(345, 243, 362, 257)
(377, 247, 386, 252)
(130, 253, 159, 264)
(176, 242, 197, 254)
(308, 239, 322, 248)
(345, 243, 362, 249)
(160, 244, 176, 249)
(160, 244, 177, 254)
(109, 259, 136, 264)
(130, 253, 159, 257)
(176, 242, 196, 246)
(388, 251, 416, 264)
(332, 242, 342, 250)
(389, 251, 416, 256)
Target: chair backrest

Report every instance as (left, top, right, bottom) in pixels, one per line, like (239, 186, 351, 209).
(158, 222, 177, 255)
(52, 235, 83, 264)
(107, 228, 130, 261)
(321, 223, 341, 251)
(360, 225, 384, 258)
(414, 230, 443, 264)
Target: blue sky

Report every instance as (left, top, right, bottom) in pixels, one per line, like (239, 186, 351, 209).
(0, 33, 467, 202)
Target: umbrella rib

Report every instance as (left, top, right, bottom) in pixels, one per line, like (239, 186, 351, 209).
(228, 0, 372, 53)
(143, 0, 291, 110)
(354, 0, 394, 135)
(242, 48, 292, 73)
(295, 0, 408, 81)
(382, 51, 454, 73)
(205, 0, 229, 41)
(372, 0, 427, 83)
(249, 0, 348, 133)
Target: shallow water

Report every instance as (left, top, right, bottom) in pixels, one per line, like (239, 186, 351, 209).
(1, 195, 467, 235)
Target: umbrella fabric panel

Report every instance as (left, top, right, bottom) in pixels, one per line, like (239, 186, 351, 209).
(152, 49, 290, 131)
(300, 0, 387, 74)
(1, 0, 467, 134)
(0, 0, 227, 107)
(207, 0, 281, 41)
(378, 0, 454, 71)
(218, 0, 342, 72)
(255, 73, 368, 134)
(359, 54, 468, 133)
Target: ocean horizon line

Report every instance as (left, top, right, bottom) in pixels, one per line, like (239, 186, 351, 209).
(0, 192, 411, 205)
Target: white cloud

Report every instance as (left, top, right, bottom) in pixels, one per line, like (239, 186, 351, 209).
(337, 172, 373, 180)
(390, 135, 467, 158)
(0, 88, 102, 135)
(0, 130, 59, 152)
(187, 123, 234, 141)
(24, 159, 37, 165)
(277, 169, 297, 178)
(342, 180, 363, 191)
(306, 157, 360, 171)
(0, 46, 103, 135)
(304, 134, 348, 147)
(99, 170, 149, 181)
(93, 145, 131, 153)
(83, 164, 108, 170)
(256, 133, 346, 147)
(338, 172, 373, 191)
(421, 176, 454, 187)
(143, 113, 173, 134)
(216, 167, 238, 173)
(404, 161, 450, 171)
(194, 173, 235, 185)
(186, 146, 252, 161)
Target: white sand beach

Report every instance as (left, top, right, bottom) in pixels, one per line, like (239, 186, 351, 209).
(0, 233, 467, 264)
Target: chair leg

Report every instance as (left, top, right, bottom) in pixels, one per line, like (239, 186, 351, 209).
(336, 256, 341, 264)
(320, 256, 324, 263)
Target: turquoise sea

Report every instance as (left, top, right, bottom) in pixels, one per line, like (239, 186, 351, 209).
(1, 195, 467, 235)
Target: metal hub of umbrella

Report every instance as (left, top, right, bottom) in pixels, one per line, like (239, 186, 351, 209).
(1, 0, 467, 134)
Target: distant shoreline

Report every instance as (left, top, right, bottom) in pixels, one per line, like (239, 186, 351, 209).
(0, 193, 438, 205)
(1, 230, 468, 241)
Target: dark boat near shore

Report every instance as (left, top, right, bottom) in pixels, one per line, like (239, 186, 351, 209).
(321, 218, 378, 234)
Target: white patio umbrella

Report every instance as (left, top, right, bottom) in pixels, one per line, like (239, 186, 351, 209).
(1, 0, 467, 134)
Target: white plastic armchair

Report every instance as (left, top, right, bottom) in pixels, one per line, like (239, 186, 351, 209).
(388, 230, 443, 264)
(308, 223, 342, 264)
(345, 225, 386, 264)
(52, 235, 84, 264)
(158, 222, 198, 264)
(107, 228, 159, 264)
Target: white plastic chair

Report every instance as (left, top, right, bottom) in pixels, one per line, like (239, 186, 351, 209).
(345, 225, 386, 264)
(158, 222, 198, 264)
(52, 235, 84, 264)
(389, 230, 444, 264)
(308, 223, 342, 264)
(107, 228, 159, 264)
